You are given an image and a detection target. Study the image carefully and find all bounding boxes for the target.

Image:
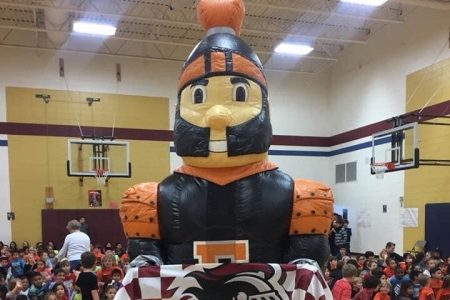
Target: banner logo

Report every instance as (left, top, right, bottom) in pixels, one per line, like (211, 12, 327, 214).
(193, 240, 249, 263)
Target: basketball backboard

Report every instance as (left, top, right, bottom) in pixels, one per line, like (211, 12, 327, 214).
(371, 122, 419, 174)
(67, 139, 131, 178)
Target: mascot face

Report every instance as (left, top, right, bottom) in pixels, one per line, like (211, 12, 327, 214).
(176, 75, 270, 168)
(173, 0, 272, 168)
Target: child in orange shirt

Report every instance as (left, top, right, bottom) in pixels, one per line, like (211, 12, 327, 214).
(430, 267, 444, 296)
(96, 253, 116, 296)
(374, 280, 392, 300)
(436, 275, 450, 300)
(419, 275, 436, 300)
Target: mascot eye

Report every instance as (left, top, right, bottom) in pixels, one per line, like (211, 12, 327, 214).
(232, 83, 249, 102)
(192, 85, 207, 104)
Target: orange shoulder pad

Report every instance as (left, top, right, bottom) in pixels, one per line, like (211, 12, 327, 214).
(289, 179, 334, 236)
(119, 182, 160, 239)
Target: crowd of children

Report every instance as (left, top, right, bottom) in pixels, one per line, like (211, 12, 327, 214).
(1, 237, 450, 300)
(0, 240, 129, 300)
(328, 243, 450, 300)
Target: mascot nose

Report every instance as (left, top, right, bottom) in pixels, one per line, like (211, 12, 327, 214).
(206, 105, 233, 130)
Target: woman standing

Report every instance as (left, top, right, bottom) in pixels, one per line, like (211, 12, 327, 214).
(55, 220, 90, 271)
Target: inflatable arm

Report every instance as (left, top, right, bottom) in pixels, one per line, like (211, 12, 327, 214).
(284, 179, 333, 268)
(120, 182, 163, 264)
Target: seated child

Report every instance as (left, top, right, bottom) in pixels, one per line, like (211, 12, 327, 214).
(102, 285, 117, 300)
(398, 280, 414, 300)
(353, 276, 381, 300)
(34, 260, 52, 283)
(110, 268, 123, 290)
(58, 259, 75, 298)
(374, 280, 392, 300)
(28, 271, 48, 300)
(52, 282, 69, 300)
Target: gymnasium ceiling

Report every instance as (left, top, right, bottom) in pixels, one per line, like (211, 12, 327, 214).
(0, 0, 449, 74)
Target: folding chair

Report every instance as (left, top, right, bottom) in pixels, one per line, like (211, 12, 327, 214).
(409, 240, 427, 255)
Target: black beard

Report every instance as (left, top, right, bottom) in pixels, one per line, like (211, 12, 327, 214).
(226, 97, 272, 156)
(173, 111, 211, 157)
(173, 97, 272, 157)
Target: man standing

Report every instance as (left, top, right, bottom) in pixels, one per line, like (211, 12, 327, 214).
(386, 242, 404, 262)
(79, 216, 90, 237)
(55, 220, 90, 270)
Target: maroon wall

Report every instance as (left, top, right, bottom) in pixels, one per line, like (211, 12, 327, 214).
(41, 209, 127, 249)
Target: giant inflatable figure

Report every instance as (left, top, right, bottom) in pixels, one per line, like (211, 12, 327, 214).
(119, 0, 333, 298)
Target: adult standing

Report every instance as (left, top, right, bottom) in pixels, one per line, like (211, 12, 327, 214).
(55, 220, 90, 270)
(386, 242, 404, 263)
(79, 216, 90, 237)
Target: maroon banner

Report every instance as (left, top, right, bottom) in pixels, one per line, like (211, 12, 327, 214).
(116, 262, 332, 300)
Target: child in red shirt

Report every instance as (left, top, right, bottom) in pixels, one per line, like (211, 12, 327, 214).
(34, 259, 52, 283)
(384, 258, 397, 279)
(332, 264, 357, 300)
(353, 276, 381, 300)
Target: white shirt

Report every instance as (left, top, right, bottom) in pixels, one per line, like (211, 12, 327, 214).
(57, 230, 90, 262)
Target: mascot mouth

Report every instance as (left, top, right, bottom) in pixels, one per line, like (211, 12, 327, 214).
(209, 140, 227, 152)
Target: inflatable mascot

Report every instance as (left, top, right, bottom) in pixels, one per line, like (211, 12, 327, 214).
(118, 0, 334, 299)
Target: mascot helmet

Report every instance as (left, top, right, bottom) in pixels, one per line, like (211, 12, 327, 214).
(174, 0, 272, 168)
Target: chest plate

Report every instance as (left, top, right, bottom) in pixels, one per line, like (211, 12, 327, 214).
(157, 169, 294, 264)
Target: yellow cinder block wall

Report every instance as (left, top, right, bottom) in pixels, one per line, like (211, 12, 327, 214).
(404, 58, 450, 249)
(6, 87, 170, 245)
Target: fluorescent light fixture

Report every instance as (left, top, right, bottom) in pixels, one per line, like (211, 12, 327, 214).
(340, 0, 388, 6)
(73, 21, 116, 36)
(274, 43, 314, 56)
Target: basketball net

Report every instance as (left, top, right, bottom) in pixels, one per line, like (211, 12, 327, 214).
(95, 168, 109, 186)
(371, 162, 395, 179)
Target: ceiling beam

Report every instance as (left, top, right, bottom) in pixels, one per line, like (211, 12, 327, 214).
(0, 1, 368, 44)
(0, 43, 319, 74)
(0, 24, 339, 62)
(245, 1, 404, 24)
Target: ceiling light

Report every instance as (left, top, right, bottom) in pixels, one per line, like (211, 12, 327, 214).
(274, 43, 314, 56)
(73, 21, 116, 36)
(340, 0, 388, 6)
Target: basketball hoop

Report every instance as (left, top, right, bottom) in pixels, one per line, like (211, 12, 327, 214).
(371, 162, 395, 179)
(95, 168, 109, 186)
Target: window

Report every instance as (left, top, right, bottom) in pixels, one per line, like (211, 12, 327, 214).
(335, 164, 346, 183)
(346, 161, 357, 182)
(335, 161, 357, 183)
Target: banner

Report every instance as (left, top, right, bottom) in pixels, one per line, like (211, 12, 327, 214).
(116, 262, 332, 300)
(400, 207, 419, 227)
